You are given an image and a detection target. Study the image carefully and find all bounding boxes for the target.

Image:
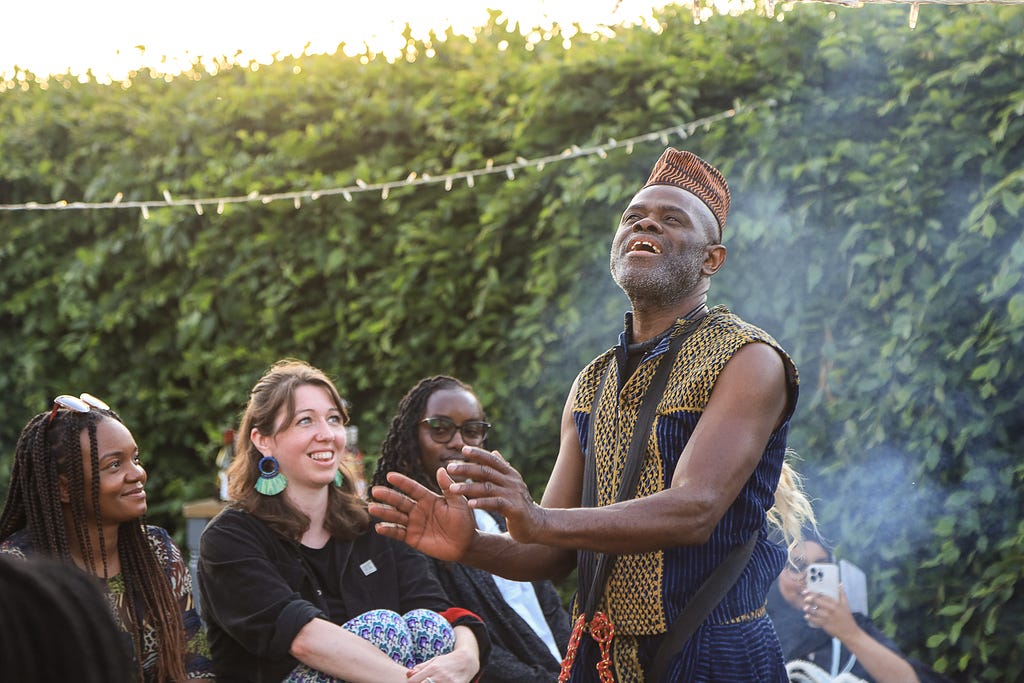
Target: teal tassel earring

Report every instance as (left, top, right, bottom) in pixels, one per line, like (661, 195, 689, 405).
(334, 469, 345, 488)
(255, 455, 287, 496)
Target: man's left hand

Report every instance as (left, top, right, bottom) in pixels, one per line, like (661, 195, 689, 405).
(447, 446, 547, 544)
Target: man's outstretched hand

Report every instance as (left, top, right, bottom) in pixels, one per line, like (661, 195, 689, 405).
(369, 469, 476, 562)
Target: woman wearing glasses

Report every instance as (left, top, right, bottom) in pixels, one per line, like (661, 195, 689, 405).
(767, 531, 946, 683)
(371, 376, 571, 683)
(0, 393, 213, 682)
(197, 360, 488, 683)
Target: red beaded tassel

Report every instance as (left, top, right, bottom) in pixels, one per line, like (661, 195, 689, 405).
(558, 615, 585, 683)
(558, 612, 616, 683)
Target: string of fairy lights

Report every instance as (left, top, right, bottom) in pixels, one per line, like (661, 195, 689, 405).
(2, 0, 1017, 217)
(0, 101, 769, 218)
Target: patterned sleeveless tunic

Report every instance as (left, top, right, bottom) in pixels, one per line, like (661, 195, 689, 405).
(567, 306, 799, 683)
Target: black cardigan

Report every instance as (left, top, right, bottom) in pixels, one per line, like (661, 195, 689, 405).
(198, 508, 489, 683)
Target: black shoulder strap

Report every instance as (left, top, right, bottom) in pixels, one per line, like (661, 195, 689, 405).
(575, 314, 761, 682)
(645, 530, 758, 683)
(578, 325, 694, 619)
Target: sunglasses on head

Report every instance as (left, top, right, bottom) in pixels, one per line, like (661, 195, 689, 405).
(48, 393, 111, 424)
(419, 416, 491, 446)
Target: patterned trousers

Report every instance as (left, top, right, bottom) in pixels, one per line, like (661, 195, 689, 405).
(284, 608, 455, 682)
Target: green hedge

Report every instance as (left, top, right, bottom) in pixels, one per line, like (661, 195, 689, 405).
(1, 5, 1021, 678)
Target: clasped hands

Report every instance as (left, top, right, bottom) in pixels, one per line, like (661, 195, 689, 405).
(369, 446, 544, 556)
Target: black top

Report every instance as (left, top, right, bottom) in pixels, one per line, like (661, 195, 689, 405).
(198, 507, 490, 683)
(297, 541, 346, 621)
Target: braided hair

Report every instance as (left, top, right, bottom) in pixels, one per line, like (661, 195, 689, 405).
(370, 375, 480, 496)
(0, 406, 188, 683)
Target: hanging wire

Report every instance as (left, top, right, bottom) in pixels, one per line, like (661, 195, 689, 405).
(0, 100, 770, 214)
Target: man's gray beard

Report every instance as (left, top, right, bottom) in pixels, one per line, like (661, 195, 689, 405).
(610, 250, 703, 311)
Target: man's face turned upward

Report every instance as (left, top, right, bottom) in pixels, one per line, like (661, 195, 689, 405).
(609, 184, 720, 309)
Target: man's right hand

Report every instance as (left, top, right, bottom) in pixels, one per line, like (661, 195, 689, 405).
(369, 470, 476, 562)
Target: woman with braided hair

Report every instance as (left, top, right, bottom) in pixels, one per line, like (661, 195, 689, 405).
(0, 393, 212, 682)
(371, 375, 571, 683)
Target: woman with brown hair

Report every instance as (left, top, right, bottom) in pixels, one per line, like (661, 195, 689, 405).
(198, 359, 488, 683)
(0, 393, 212, 682)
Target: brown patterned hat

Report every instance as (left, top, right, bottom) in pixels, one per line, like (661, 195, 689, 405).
(643, 148, 730, 236)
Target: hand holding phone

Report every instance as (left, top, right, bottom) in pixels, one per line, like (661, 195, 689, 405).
(806, 562, 840, 600)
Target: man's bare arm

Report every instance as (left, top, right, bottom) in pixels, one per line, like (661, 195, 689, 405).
(451, 343, 788, 555)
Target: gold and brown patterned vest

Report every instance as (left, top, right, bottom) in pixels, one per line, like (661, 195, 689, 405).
(571, 306, 799, 639)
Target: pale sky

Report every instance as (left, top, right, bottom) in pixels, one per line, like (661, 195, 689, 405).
(1, 0, 672, 81)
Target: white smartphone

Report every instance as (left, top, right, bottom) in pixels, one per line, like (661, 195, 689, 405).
(806, 562, 840, 600)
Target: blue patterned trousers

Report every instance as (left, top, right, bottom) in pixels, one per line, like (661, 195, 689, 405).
(284, 608, 455, 682)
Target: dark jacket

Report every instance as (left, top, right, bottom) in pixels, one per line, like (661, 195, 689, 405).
(198, 507, 489, 683)
(433, 512, 571, 682)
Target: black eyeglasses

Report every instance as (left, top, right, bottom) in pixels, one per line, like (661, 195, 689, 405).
(48, 393, 110, 423)
(419, 416, 491, 446)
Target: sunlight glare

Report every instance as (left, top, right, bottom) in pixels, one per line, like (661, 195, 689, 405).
(1, 0, 671, 82)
